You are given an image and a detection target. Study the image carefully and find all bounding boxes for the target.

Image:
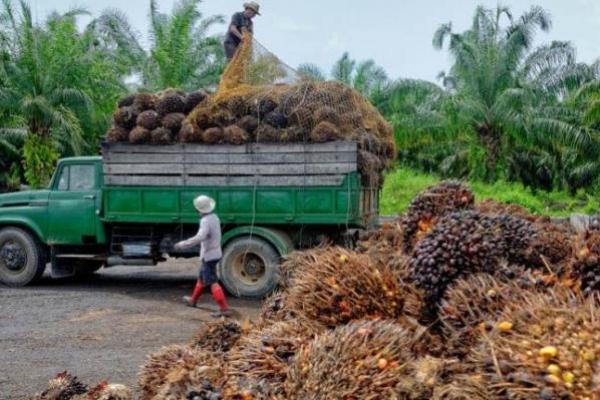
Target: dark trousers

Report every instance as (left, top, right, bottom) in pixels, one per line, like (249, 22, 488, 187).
(200, 259, 220, 286)
(224, 41, 238, 61)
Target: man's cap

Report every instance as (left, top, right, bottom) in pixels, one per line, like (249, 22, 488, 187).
(244, 2, 261, 15)
(193, 195, 216, 214)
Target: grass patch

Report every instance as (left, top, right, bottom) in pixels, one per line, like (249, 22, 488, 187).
(381, 166, 600, 217)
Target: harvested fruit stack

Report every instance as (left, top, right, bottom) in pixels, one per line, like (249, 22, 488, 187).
(571, 227, 600, 295)
(464, 289, 600, 400)
(283, 247, 419, 327)
(284, 320, 444, 399)
(138, 344, 223, 400)
(223, 320, 323, 399)
(107, 90, 207, 145)
(525, 219, 574, 274)
(192, 320, 244, 353)
(30, 371, 132, 400)
(400, 181, 475, 251)
(439, 274, 536, 358)
(409, 210, 534, 304)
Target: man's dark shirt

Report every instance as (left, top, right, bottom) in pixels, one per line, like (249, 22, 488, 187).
(225, 12, 254, 46)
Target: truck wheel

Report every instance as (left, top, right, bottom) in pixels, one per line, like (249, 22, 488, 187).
(0, 227, 46, 287)
(219, 236, 280, 298)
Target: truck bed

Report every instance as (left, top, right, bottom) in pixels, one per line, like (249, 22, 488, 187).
(101, 142, 378, 228)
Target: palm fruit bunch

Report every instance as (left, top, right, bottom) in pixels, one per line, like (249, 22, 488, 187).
(30, 371, 88, 400)
(401, 181, 475, 251)
(192, 320, 244, 353)
(107, 91, 208, 145)
(283, 247, 419, 327)
(257, 291, 295, 327)
(73, 382, 132, 400)
(223, 319, 324, 399)
(439, 274, 537, 358)
(409, 211, 506, 304)
(571, 227, 600, 295)
(464, 289, 600, 400)
(356, 219, 411, 281)
(138, 344, 223, 400)
(490, 213, 537, 264)
(476, 198, 538, 222)
(525, 219, 574, 274)
(284, 320, 435, 399)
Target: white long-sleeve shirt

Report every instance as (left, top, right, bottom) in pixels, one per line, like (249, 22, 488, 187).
(176, 213, 222, 261)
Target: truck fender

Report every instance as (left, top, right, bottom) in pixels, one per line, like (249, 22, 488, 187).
(0, 217, 46, 243)
(221, 226, 294, 256)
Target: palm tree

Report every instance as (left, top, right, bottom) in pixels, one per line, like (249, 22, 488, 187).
(0, 0, 131, 186)
(430, 5, 598, 182)
(143, 0, 225, 90)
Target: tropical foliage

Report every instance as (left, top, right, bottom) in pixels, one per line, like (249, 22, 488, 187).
(376, 5, 600, 193)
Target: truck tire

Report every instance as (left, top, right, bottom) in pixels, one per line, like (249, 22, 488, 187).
(0, 227, 46, 287)
(219, 236, 280, 298)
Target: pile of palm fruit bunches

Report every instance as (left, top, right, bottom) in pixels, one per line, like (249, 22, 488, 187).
(32, 181, 600, 400)
(106, 83, 396, 188)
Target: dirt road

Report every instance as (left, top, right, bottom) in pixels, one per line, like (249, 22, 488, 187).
(0, 260, 260, 399)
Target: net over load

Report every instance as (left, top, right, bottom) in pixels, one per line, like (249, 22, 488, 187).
(107, 33, 396, 187)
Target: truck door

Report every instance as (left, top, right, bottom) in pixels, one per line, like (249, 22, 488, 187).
(48, 163, 99, 244)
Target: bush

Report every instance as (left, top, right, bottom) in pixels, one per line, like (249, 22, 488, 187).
(23, 135, 59, 188)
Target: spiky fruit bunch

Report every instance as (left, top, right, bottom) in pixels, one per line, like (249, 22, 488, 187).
(225, 95, 248, 117)
(281, 125, 307, 142)
(129, 126, 151, 144)
(180, 123, 202, 143)
(31, 371, 87, 400)
(439, 275, 536, 358)
(211, 108, 235, 127)
(283, 247, 413, 327)
(133, 93, 158, 111)
(117, 94, 136, 108)
(401, 181, 475, 251)
(150, 127, 172, 145)
(138, 345, 223, 400)
(284, 320, 422, 399)
(476, 198, 538, 222)
(357, 149, 384, 187)
(313, 106, 341, 126)
(192, 320, 243, 352)
(113, 107, 138, 130)
(254, 124, 279, 142)
(202, 127, 224, 144)
(492, 214, 536, 264)
(525, 220, 573, 273)
(152, 349, 224, 400)
(409, 211, 508, 304)
(136, 110, 160, 130)
(571, 229, 600, 295)
(264, 111, 288, 128)
(157, 92, 186, 116)
(224, 319, 324, 399)
(223, 125, 248, 145)
(237, 115, 259, 134)
(75, 381, 132, 400)
(310, 121, 341, 143)
(162, 113, 186, 134)
(357, 220, 409, 279)
(106, 126, 129, 142)
(184, 91, 207, 113)
(249, 97, 277, 118)
(258, 291, 296, 327)
(465, 289, 600, 400)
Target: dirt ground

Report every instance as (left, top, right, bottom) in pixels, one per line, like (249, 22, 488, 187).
(0, 260, 260, 399)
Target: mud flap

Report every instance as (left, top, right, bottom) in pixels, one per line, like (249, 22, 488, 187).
(50, 247, 75, 278)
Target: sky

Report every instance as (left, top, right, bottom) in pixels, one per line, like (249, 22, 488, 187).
(32, 0, 600, 82)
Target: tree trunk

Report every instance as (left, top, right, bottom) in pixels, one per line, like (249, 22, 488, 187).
(476, 124, 501, 181)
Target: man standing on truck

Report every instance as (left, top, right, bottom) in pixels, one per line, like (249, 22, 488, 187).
(174, 195, 230, 318)
(224, 2, 261, 61)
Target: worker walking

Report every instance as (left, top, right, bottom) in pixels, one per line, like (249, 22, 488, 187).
(175, 195, 230, 318)
(224, 2, 261, 61)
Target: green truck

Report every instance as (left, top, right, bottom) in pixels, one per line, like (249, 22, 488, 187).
(0, 141, 378, 297)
